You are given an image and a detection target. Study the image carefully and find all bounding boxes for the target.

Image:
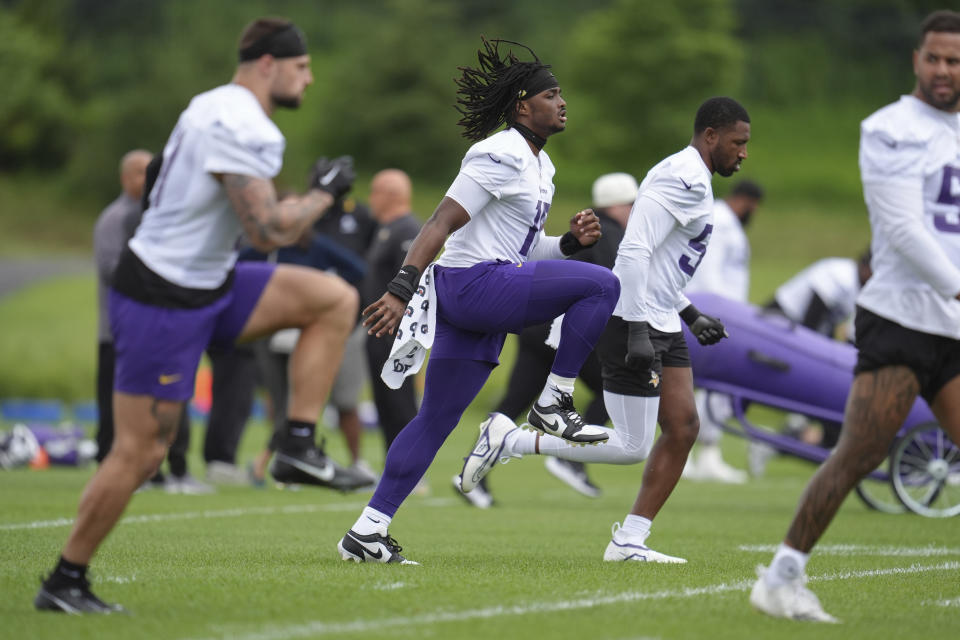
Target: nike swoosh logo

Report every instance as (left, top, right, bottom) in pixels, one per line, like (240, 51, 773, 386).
(275, 452, 335, 482)
(348, 533, 384, 560)
(319, 167, 339, 185)
(487, 153, 502, 164)
(679, 177, 693, 190)
(882, 139, 897, 149)
(158, 373, 182, 385)
(366, 516, 382, 524)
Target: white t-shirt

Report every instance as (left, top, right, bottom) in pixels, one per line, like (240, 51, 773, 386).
(774, 257, 859, 325)
(614, 145, 714, 332)
(439, 128, 559, 268)
(130, 84, 285, 289)
(857, 94, 960, 338)
(685, 198, 749, 302)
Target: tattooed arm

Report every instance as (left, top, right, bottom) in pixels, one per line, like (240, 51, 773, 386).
(218, 173, 333, 252)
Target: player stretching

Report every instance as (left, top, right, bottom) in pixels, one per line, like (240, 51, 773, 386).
(338, 37, 618, 564)
(463, 96, 752, 563)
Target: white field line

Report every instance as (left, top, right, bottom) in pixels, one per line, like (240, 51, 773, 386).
(181, 561, 960, 640)
(739, 543, 960, 557)
(924, 597, 960, 608)
(0, 499, 457, 532)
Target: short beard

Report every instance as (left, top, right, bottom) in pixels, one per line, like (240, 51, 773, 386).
(272, 94, 302, 110)
(919, 83, 960, 111)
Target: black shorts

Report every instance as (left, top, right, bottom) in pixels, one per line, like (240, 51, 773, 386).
(854, 306, 960, 404)
(596, 315, 691, 397)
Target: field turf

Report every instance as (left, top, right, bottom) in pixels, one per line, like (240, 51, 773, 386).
(2, 415, 958, 640)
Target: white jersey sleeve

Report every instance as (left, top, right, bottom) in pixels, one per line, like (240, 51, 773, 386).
(774, 258, 858, 324)
(438, 128, 556, 268)
(613, 146, 714, 332)
(856, 95, 960, 338)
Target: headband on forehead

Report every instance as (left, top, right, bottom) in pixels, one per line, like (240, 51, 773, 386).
(238, 23, 308, 62)
(517, 67, 559, 100)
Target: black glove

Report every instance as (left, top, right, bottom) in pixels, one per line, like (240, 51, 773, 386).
(308, 155, 355, 201)
(625, 321, 656, 371)
(679, 304, 728, 346)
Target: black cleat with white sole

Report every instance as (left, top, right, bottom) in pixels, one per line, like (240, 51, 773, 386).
(34, 577, 125, 614)
(337, 530, 418, 565)
(271, 441, 374, 492)
(527, 392, 609, 444)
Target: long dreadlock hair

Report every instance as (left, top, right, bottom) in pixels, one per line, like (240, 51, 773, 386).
(454, 37, 553, 141)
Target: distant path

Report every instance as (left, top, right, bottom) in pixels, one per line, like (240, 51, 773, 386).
(0, 257, 93, 299)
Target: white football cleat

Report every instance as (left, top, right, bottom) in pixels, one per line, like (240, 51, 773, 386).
(452, 474, 494, 509)
(749, 564, 839, 623)
(459, 413, 520, 493)
(527, 392, 609, 444)
(602, 522, 687, 563)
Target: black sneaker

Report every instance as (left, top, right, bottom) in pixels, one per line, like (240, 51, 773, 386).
(544, 457, 602, 498)
(34, 577, 125, 614)
(271, 441, 375, 492)
(527, 392, 609, 444)
(337, 529, 419, 565)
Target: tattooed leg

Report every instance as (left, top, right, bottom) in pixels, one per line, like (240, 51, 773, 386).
(62, 393, 184, 564)
(785, 366, 919, 552)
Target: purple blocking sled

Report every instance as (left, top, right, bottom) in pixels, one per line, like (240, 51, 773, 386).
(683, 293, 960, 518)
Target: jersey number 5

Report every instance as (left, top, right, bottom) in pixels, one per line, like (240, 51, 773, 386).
(678, 224, 713, 276)
(934, 166, 960, 234)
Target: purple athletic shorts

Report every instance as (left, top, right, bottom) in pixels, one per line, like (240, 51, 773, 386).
(109, 261, 275, 401)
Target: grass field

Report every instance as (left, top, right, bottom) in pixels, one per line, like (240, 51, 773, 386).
(2, 412, 959, 640)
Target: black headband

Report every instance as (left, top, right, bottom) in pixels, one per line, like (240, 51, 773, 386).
(238, 23, 308, 62)
(517, 67, 559, 101)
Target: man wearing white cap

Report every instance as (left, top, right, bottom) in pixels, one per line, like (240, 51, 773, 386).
(453, 172, 638, 507)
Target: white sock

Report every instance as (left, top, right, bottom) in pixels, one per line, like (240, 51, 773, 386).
(765, 543, 809, 588)
(506, 428, 537, 456)
(352, 506, 391, 536)
(537, 373, 575, 407)
(621, 514, 652, 543)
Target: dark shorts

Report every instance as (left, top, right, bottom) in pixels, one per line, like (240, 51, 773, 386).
(853, 306, 960, 404)
(110, 261, 275, 401)
(597, 315, 691, 397)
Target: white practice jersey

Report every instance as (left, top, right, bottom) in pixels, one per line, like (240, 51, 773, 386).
(685, 198, 749, 302)
(130, 84, 285, 289)
(858, 95, 960, 338)
(439, 128, 556, 268)
(774, 258, 859, 324)
(614, 145, 714, 332)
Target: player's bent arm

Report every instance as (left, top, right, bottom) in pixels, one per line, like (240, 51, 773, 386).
(220, 173, 334, 252)
(616, 196, 676, 321)
(361, 198, 470, 338)
(401, 197, 470, 272)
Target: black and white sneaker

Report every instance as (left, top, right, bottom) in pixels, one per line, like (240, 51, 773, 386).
(459, 413, 520, 493)
(271, 441, 374, 492)
(452, 473, 494, 509)
(528, 392, 609, 444)
(337, 529, 419, 565)
(544, 457, 601, 498)
(34, 577, 125, 614)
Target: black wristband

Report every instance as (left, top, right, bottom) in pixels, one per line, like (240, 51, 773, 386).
(386, 265, 421, 304)
(679, 304, 700, 327)
(559, 231, 585, 256)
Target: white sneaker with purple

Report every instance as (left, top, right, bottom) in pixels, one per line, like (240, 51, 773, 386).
(602, 522, 686, 563)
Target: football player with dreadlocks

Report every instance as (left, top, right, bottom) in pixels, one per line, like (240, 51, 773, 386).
(338, 38, 620, 564)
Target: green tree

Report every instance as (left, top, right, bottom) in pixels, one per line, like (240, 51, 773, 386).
(0, 8, 77, 170)
(555, 0, 743, 191)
